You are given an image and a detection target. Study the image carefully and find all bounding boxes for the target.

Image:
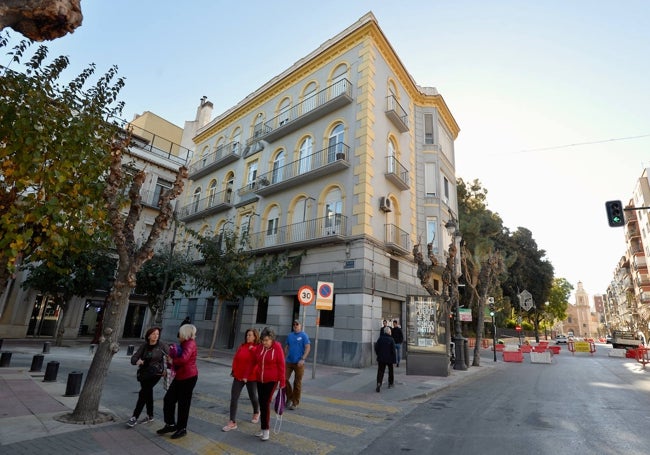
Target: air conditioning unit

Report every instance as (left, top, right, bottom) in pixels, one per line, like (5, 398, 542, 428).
(379, 196, 392, 212)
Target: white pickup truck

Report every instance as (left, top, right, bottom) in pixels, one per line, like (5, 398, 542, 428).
(610, 331, 644, 350)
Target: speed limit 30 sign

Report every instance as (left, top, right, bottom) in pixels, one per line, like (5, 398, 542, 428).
(297, 285, 315, 306)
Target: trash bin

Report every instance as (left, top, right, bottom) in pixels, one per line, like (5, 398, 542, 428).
(126, 345, 135, 356)
(64, 371, 83, 397)
(43, 341, 51, 354)
(30, 354, 45, 372)
(0, 352, 12, 367)
(0, 338, 3, 350)
(43, 361, 59, 382)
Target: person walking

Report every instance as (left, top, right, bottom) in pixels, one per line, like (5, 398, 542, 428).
(253, 327, 285, 441)
(391, 320, 404, 367)
(222, 328, 261, 432)
(284, 320, 310, 410)
(375, 326, 396, 393)
(157, 324, 198, 440)
(127, 327, 168, 427)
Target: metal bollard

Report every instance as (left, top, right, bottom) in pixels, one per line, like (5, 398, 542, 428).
(89, 344, 97, 355)
(30, 354, 45, 372)
(64, 371, 83, 397)
(126, 345, 135, 356)
(0, 352, 12, 367)
(43, 361, 59, 382)
(42, 341, 51, 354)
(0, 338, 3, 350)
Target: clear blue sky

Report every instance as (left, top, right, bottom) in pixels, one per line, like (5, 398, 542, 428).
(11, 0, 650, 303)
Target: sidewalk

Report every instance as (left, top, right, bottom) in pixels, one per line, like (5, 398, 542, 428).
(0, 338, 502, 453)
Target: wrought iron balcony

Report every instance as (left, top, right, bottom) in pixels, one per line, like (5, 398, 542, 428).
(187, 141, 242, 180)
(385, 155, 409, 190)
(245, 214, 349, 253)
(251, 142, 350, 196)
(178, 188, 233, 221)
(385, 95, 409, 132)
(260, 78, 353, 143)
(384, 224, 410, 255)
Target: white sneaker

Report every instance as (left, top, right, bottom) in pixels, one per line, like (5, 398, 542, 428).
(256, 431, 264, 438)
(261, 429, 270, 441)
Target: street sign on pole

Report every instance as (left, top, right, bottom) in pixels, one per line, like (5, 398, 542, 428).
(313, 281, 334, 379)
(297, 285, 315, 306)
(518, 290, 534, 311)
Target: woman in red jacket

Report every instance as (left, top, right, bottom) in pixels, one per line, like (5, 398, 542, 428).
(156, 324, 198, 440)
(253, 327, 286, 441)
(222, 328, 261, 432)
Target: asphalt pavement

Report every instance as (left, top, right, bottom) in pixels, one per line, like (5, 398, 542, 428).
(0, 338, 502, 454)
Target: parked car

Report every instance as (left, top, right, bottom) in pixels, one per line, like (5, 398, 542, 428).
(555, 335, 568, 344)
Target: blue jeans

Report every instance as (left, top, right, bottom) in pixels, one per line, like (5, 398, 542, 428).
(395, 343, 402, 365)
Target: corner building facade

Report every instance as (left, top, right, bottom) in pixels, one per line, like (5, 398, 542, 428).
(167, 13, 460, 368)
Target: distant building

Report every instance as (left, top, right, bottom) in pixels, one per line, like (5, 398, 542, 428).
(0, 112, 193, 340)
(563, 282, 598, 338)
(162, 12, 461, 368)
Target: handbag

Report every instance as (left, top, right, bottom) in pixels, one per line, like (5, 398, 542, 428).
(163, 358, 175, 390)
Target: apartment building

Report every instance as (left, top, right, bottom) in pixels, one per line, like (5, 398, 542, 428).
(0, 112, 191, 340)
(165, 13, 460, 369)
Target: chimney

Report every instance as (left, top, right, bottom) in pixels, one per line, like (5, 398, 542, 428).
(196, 96, 213, 128)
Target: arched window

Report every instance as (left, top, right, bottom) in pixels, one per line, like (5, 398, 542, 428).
(332, 64, 348, 96)
(302, 82, 318, 113)
(252, 113, 265, 141)
(298, 137, 313, 174)
(328, 123, 345, 162)
(192, 187, 201, 214)
(232, 128, 242, 154)
(272, 149, 285, 184)
(224, 171, 234, 203)
(208, 179, 217, 207)
(279, 98, 291, 126)
(323, 187, 343, 235)
(215, 137, 225, 158)
(265, 205, 280, 246)
(387, 136, 397, 174)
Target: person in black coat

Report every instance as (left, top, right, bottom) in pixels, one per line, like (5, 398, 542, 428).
(374, 327, 396, 392)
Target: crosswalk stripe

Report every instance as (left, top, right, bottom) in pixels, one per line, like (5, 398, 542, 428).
(149, 427, 253, 455)
(310, 394, 402, 413)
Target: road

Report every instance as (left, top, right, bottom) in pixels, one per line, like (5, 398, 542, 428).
(362, 343, 650, 455)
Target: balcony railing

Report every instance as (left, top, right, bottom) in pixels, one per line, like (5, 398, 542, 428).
(384, 224, 410, 255)
(188, 141, 242, 179)
(126, 125, 192, 167)
(260, 78, 353, 143)
(385, 155, 409, 190)
(247, 143, 350, 197)
(178, 188, 233, 221)
(385, 95, 409, 132)
(245, 215, 349, 253)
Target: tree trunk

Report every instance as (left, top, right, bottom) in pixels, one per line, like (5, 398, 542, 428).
(62, 278, 131, 423)
(208, 297, 224, 355)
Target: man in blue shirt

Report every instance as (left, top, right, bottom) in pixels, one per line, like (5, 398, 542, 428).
(284, 320, 311, 410)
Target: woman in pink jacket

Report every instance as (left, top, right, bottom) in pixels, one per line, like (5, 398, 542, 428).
(253, 327, 286, 441)
(156, 324, 198, 440)
(222, 328, 261, 432)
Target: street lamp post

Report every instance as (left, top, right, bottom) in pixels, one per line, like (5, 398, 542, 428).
(445, 217, 466, 371)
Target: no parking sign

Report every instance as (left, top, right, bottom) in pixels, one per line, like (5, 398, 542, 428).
(316, 281, 334, 310)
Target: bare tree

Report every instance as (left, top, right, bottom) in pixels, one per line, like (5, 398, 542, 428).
(59, 135, 187, 424)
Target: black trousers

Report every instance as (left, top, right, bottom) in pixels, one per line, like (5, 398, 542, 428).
(163, 375, 198, 430)
(132, 375, 161, 418)
(376, 362, 394, 386)
(256, 381, 278, 431)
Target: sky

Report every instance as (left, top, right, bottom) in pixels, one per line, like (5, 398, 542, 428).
(8, 0, 650, 303)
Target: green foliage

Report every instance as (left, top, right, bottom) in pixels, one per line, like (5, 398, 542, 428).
(134, 249, 193, 311)
(0, 32, 126, 288)
(21, 250, 117, 307)
(190, 228, 293, 300)
(546, 277, 573, 321)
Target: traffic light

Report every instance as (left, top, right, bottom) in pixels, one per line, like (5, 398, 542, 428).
(605, 200, 625, 227)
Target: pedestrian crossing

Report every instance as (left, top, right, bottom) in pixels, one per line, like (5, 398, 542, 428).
(124, 388, 407, 455)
